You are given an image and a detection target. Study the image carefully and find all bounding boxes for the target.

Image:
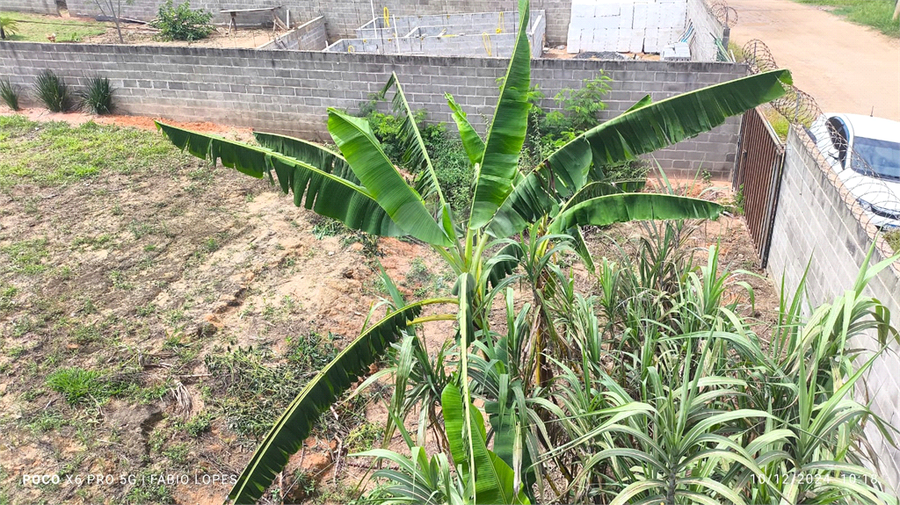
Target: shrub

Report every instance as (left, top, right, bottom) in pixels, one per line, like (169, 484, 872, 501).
(79, 76, 115, 115)
(0, 79, 20, 111)
(151, 0, 214, 42)
(360, 100, 473, 212)
(523, 73, 614, 168)
(33, 70, 73, 112)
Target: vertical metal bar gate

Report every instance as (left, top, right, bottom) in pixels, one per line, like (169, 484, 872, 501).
(733, 107, 786, 268)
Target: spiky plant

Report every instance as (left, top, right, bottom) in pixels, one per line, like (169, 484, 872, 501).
(33, 70, 73, 113)
(0, 79, 20, 111)
(80, 76, 115, 115)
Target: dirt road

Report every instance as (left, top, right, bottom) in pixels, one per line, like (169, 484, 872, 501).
(726, 0, 900, 121)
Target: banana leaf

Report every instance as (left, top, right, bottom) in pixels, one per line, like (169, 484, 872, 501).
(549, 193, 723, 233)
(156, 122, 401, 237)
(468, 0, 532, 229)
(227, 299, 447, 504)
(487, 69, 793, 238)
(327, 109, 451, 246)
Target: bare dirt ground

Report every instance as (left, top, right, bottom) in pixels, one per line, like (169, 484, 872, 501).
(726, 0, 900, 120)
(82, 24, 281, 49)
(23, 11, 283, 49)
(0, 110, 780, 505)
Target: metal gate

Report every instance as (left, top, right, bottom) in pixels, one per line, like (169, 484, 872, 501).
(733, 107, 785, 268)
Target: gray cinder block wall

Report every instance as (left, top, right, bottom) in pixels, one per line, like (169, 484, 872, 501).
(0, 0, 58, 14)
(686, 0, 726, 62)
(58, 0, 573, 45)
(0, 42, 744, 178)
(258, 16, 326, 51)
(767, 126, 900, 492)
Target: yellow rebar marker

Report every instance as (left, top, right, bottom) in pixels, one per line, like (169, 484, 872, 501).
(383, 7, 390, 28)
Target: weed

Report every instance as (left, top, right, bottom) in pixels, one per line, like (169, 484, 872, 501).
(124, 380, 169, 404)
(204, 337, 337, 438)
(162, 442, 190, 465)
(203, 237, 220, 253)
(125, 469, 174, 504)
(26, 410, 66, 433)
(80, 297, 97, 315)
(886, 229, 900, 253)
(312, 217, 346, 239)
(701, 170, 712, 184)
(0, 284, 17, 312)
(33, 70, 73, 113)
(46, 367, 103, 404)
(128, 219, 155, 239)
(345, 422, 381, 452)
(107, 270, 133, 290)
(72, 234, 113, 250)
(181, 413, 212, 437)
(71, 324, 101, 344)
(136, 303, 157, 317)
(285, 332, 338, 370)
(1, 239, 49, 274)
(79, 76, 115, 115)
(732, 184, 745, 215)
(0, 79, 19, 111)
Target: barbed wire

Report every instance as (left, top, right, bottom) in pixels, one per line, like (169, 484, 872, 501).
(708, 0, 738, 29)
(741, 38, 900, 251)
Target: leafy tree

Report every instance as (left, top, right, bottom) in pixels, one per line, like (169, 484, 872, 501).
(155, 0, 792, 501)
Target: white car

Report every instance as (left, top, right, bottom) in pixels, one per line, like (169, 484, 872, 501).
(807, 113, 900, 229)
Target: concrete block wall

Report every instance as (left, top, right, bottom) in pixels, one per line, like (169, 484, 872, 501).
(258, 16, 326, 51)
(0, 0, 58, 14)
(56, 0, 573, 45)
(0, 42, 743, 178)
(686, 0, 726, 62)
(767, 127, 900, 492)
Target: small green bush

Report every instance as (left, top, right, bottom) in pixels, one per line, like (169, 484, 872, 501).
(151, 0, 214, 42)
(360, 100, 474, 212)
(0, 79, 20, 111)
(79, 76, 115, 115)
(33, 70, 73, 112)
(46, 367, 102, 404)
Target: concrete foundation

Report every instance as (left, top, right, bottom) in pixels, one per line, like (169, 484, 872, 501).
(324, 10, 545, 58)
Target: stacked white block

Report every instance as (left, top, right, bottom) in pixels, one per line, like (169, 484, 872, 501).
(566, 0, 687, 54)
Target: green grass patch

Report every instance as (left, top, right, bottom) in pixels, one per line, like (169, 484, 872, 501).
(761, 106, 790, 142)
(795, 0, 899, 37)
(45, 367, 103, 404)
(46, 366, 133, 405)
(0, 115, 193, 188)
(1, 238, 49, 274)
(0, 12, 109, 42)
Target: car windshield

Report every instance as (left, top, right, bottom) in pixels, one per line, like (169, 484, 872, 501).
(851, 137, 900, 180)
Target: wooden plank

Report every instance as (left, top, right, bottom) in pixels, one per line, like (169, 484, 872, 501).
(220, 7, 282, 14)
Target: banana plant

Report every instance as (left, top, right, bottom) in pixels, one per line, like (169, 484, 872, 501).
(155, 0, 791, 501)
